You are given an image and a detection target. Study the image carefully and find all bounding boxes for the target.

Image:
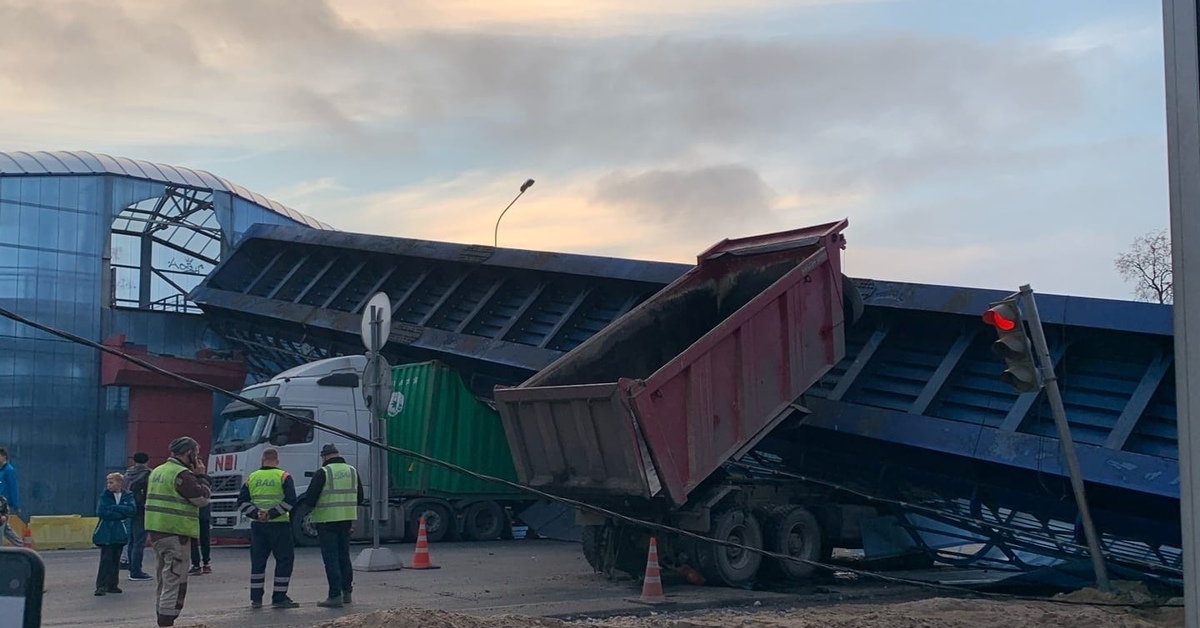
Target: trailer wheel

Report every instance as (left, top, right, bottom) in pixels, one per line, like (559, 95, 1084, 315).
(697, 509, 763, 588)
(462, 501, 506, 541)
(291, 503, 320, 547)
(409, 502, 452, 543)
(762, 506, 823, 580)
(581, 525, 604, 572)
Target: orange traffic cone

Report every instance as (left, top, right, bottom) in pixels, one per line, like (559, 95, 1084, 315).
(638, 536, 667, 604)
(21, 526, 33, 550)
(408, 516, 440, 570)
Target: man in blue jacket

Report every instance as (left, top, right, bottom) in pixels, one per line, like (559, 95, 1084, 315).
(0, 448, 20, 546)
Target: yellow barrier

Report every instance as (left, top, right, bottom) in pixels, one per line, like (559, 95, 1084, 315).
(29, 514, 98, 550)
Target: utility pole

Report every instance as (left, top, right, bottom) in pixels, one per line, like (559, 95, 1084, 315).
(1163, 0, 1200, 622)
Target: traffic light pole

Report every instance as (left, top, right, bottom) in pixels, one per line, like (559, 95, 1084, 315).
(1018, 284, 1111, 592)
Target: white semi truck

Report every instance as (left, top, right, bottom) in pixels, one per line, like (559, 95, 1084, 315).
(205, 355, 531, 545)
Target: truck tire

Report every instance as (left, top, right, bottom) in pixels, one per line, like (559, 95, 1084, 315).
(462, 501, 506, 541)
(291, 503, 321, 547)
(697, 509, 763, 589)
(409, 501, 453, 543)
(581, 525, 604, 572)
(762, 506, 823, 580)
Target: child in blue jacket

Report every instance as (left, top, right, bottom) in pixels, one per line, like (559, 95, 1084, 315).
(94, 472, 136, 596)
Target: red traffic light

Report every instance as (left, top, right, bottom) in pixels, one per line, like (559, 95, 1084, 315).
(983, 306, 1018, 332)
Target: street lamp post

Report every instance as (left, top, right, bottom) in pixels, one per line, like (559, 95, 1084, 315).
(494, 179, 535, 247)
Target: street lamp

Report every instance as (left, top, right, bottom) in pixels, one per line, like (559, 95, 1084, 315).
(494, 179, 536, 247)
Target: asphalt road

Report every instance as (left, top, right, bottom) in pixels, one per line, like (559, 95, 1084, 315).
(37, 539, 866, 628)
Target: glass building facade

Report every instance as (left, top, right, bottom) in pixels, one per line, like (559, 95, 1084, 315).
(0, 151, 331, 515)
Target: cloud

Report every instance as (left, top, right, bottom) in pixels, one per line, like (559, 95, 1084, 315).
(269, 176, 346, 203)
(0, 0, 1165, 300)
(592, 164, 778, 232)
(321, 168, 794, 262)
(325, 0, 892, 35)
(0, 0, 1087, 164)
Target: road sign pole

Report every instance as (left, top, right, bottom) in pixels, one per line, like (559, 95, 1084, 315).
(353, 293, 401, 572)
(370, 306, 382, 550)
(1019, 284, 1110, 592)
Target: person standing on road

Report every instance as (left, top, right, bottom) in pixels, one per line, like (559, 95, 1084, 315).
(303, 444, 363, 608)
(188, 504, 212, 575)
(144, 436, 211, 628)
(93, 472, 136, 596)
(123, 452, 153, 581)
(0, 447, 21, 544)
(236, 447, 299, 609)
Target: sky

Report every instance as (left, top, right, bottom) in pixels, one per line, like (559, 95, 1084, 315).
(0, 0, 1172, 300)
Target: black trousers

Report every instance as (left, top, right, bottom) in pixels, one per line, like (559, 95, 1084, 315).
(96, 544, 123, 591)
(190, 511, 211, 567)
(249, 522, 295, 602)
(315, 522, 353, 598)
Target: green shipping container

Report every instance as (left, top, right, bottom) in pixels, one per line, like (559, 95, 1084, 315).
(386, 361, 523, 499)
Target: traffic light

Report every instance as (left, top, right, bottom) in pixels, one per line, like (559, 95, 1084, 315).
(983, 297, 1041, 393)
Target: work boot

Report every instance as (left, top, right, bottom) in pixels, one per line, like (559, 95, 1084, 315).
(317, 596, 343, 608)
(342, 590, 352, 604)
(251, 599, 262, 609)
(272, 595, 299, 609)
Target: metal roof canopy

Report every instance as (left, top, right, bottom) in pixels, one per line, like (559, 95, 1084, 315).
(0, 150, 334, 230)
(191, 223, 694, 388)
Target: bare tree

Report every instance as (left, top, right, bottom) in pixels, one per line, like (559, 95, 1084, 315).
(1114, 229, 1173, 304)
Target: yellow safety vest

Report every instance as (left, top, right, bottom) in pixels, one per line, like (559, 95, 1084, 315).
(310, 462, 358, 523)
(143, 460, 199, 537)
(247, 467, 290, 523)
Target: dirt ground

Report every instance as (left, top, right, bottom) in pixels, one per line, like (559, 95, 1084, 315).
(171, 594, 1183, 628)
(582, 597, 1184, 628)
(308, 581, 1187, 628)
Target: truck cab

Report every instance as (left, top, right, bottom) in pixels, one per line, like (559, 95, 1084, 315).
(206, 355, 404, 545)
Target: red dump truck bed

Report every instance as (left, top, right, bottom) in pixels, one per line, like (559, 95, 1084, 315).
(494, 220, 849, 506)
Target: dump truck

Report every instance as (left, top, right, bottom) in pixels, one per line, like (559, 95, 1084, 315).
(493, 220, 873, 587)
(207, 358, 538, 545)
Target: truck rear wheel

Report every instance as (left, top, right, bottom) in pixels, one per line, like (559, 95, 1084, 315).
(409, 502, 452, 543)
(291, 503, 320, 547)
(462, 501, 506, 541)
(697, 509, 763, 588)
(762, 506, 823, 580)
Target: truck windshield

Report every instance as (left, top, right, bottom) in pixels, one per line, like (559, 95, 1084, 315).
(212, 384, 281, 454)
(213, 412, 269, 454)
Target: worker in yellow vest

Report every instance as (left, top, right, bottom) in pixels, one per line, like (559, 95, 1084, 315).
(143, 436, 211, 628)
(236, 447, 298, 609)
(301, 443, 363, 608)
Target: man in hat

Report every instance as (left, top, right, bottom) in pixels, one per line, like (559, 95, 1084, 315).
(302, 443, 363, 608)
(144, 437, 211, 627)
(123, 452, 153, 581)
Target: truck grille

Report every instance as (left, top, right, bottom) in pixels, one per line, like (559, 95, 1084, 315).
(209, 475, 242, 494)
(210, 499, 241, 528)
